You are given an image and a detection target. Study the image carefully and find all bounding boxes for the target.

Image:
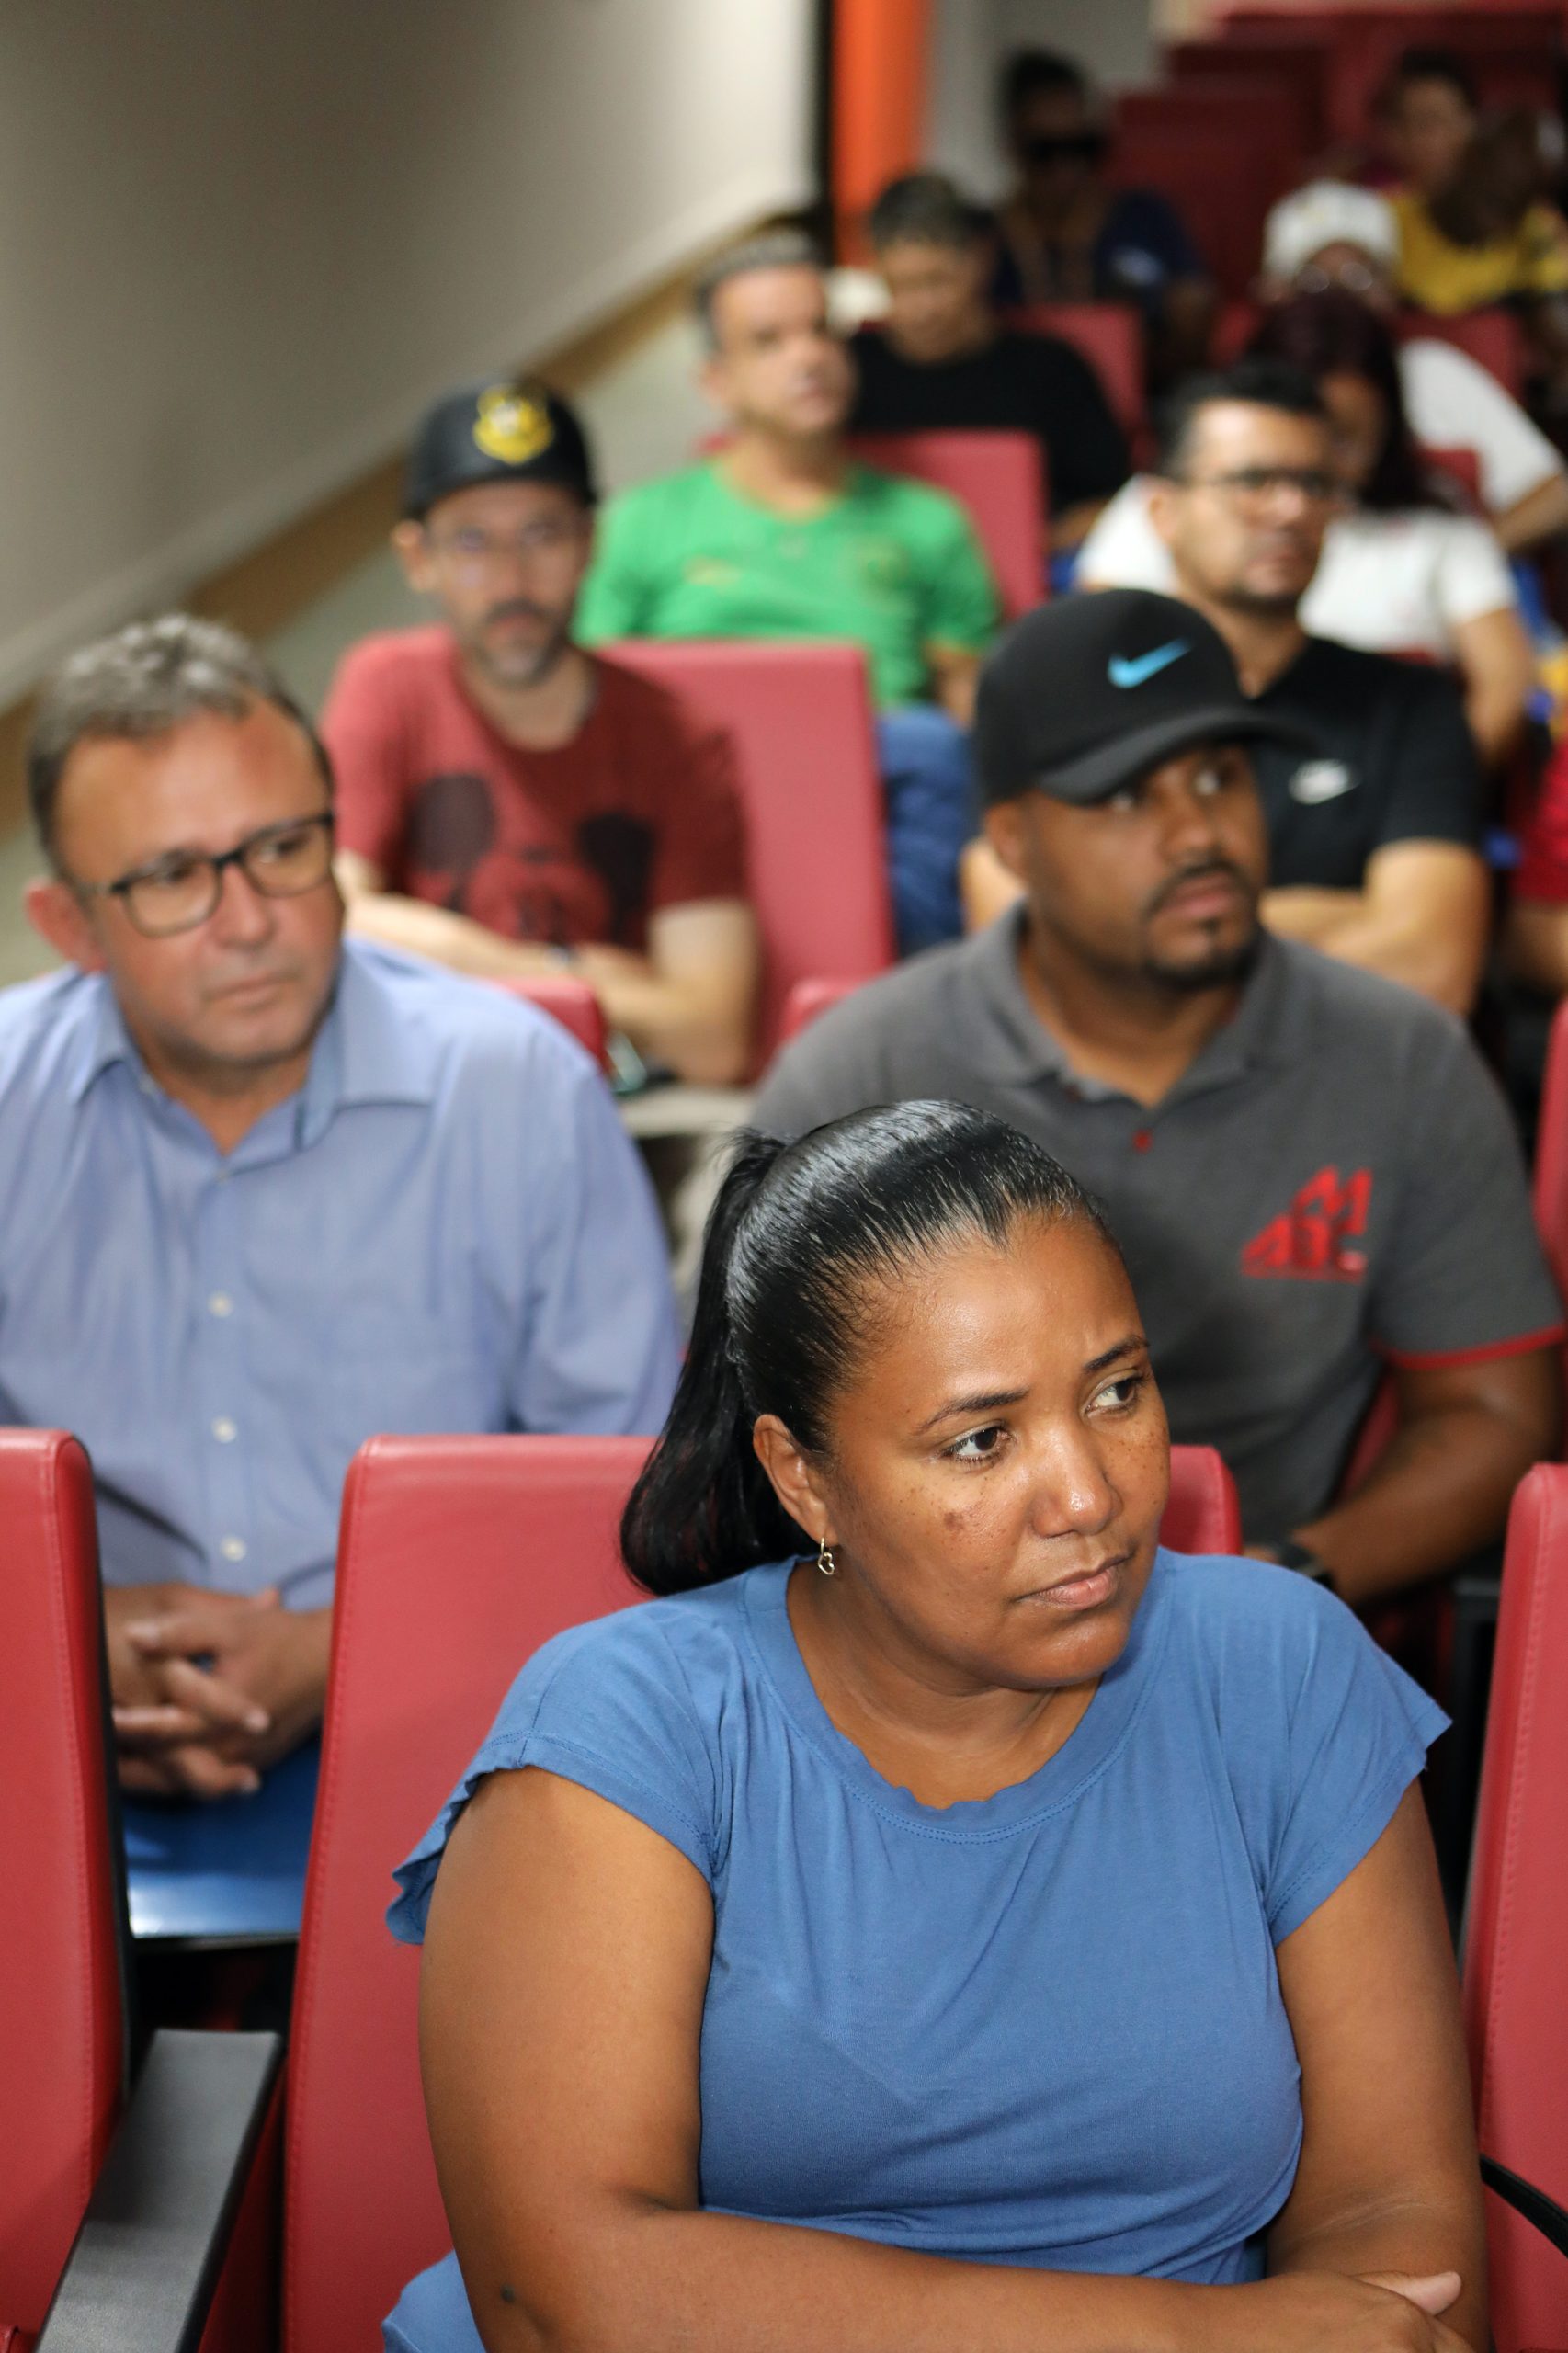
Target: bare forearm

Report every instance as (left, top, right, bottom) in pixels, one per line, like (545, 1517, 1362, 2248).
(345, 889, 567, 981)
(1495, 470, 1568, 554)
(1293, 1404, 1541, 1602)
(570, 948, 752, 1086)
(1262, 889, 1482, 1013)
(471, 2201, 1243, 2353)
(1463, 678, 1528, 770)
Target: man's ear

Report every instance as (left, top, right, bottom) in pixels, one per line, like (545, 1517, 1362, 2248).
(26, 876, 105, 972)
(983, 800, 1031, 884)
(752, 1412, 832, 1548)
(1145, 476, 1179, 552)
(392, 519, 437, 597)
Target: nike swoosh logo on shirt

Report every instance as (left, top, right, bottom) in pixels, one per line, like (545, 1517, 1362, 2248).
(1108, 641, 1188, 688)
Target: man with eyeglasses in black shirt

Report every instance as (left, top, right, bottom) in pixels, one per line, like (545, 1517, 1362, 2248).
(966, 360, 1490, 1016)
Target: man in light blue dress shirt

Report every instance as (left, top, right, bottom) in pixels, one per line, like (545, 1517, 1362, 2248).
(10, 614, 680, 1799)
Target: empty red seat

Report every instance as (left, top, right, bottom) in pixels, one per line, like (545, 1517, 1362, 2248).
(283, 1431, 1243, 2348)
(603, 642, 893, 1067)
(1464, 1463, 1568, 2352)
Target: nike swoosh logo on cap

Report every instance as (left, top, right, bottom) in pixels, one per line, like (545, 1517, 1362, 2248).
(1108, 641, 1188, 688)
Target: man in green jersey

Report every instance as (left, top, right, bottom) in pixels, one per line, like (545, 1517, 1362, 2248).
(575, 231, 1001, 951)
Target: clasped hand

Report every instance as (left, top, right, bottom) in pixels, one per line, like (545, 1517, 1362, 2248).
(107, 1583, 331, 1801)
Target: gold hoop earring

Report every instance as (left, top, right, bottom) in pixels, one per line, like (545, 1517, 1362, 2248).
(816, 1538, 836, 1577)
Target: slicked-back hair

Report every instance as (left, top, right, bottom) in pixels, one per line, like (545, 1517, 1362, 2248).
(1154, 358, 1327, 482)
(28, 613, 333, 866)
(619, 1102, 1126, 1596)
(693, 230, 827, 351)
(868, 172, 989, 254)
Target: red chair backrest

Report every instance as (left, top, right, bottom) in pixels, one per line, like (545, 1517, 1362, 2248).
(602, 642, 893, 1067)
(1421, 444, 1483, 509)
(848, 429, 1046, 620)
(0, 1431, 125, 2337)
(285, 1431, 1241, 2349)
(1109, 85, 1308, 297)
(1008, 303, 1147, 449)
(487, 973, 608, 1067)
(1465, 1462, 1568, 2353)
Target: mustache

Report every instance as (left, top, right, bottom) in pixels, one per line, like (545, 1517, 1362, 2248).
(1142, 857, 1255, 920)
(482, 598, 556, 629)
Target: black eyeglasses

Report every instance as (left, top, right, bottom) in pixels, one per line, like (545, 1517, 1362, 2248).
(74, 811, 335, 938)
(1176, 466, 1339, 510)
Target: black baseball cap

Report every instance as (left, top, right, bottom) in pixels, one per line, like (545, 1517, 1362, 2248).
(975, 589, 1315, 809)
(403, 379, 597, 519)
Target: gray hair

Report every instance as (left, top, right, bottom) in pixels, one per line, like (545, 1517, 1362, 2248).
(28, 612, 331, 864)
(693, 229, 825, 349)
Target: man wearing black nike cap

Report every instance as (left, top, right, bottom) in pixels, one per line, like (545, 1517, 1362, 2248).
(756, 588, 1562, 1606)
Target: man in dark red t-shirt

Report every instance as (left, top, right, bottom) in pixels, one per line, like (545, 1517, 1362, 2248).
(325, 379, 758, 1083)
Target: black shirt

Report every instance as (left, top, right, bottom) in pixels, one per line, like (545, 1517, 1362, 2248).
(849, 326, 1130, 518)
(1250, 638, 1483, 891)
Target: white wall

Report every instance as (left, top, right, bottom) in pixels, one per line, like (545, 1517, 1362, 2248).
(926, 0, 1156, 200)
(0, 0, 814, 703)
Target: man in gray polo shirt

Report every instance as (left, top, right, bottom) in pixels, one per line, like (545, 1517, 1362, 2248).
(756, 589, 1562, 1604)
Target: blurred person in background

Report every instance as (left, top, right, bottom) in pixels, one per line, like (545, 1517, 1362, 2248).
(852, 171, 1128, 553)
(577, 232, 1000, 954)
(985, 363, 1491, 1014)
(990, 47, 1214, 383)
(1079, 313, 1533, 772)
(1257, 179, 1568, 554)
(6, 616, 680, 1800)
(324, 381, 758, 1087)
(1372, 46, 1482, 201)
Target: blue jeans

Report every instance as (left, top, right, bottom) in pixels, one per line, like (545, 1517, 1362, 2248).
(876, 706, 974, 956)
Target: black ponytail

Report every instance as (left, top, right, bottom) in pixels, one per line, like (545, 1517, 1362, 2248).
(619, 1101, 1119, 1597)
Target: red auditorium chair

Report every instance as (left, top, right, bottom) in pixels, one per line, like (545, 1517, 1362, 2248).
(280, 1430, 1242, 2350)
(848, 429, 1046, 620)
(1109, 85, 1306, 299)
(1406, 310, 1527, 403)
(604, 641, 893, 1066)
(488, 972, 608, 1066)
(0, 1428, 279, 2352)
(1009, 303, 1146, 452)
(1464, 1462, 1568, 2353)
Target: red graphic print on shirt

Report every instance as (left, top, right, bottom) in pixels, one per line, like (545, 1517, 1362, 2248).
(1241, 1166, 1372, 1281)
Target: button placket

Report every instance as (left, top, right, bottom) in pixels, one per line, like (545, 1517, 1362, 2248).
(195, 1171, 253, 1586)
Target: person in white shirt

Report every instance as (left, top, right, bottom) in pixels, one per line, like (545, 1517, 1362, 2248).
(1255, 179, 1568, 555)
(1077, 291, 1533, 768)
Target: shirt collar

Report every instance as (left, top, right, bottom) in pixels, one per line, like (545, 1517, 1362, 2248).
(966, 906, 1297, 1103)
(65, 942, 446, 1137)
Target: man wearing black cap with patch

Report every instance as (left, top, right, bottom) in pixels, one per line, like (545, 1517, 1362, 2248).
(756, 588, 1562, 1604)
(324, 379, 759, 1086)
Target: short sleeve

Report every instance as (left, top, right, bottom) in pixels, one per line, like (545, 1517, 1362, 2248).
(1245, 1575, 1449, 1943)
(1429, 515, 1518, 630)
(575, 489, 658, 643)
(1112, 189, 1209, 283)
(1369, 1016, 1562, 1363)
(1402, 340, 1562, 514)
(320, 647, 414, 877)
(1370, 665, 1483, 853)
(917, 495, 1001, 654)
(388, 1608, 718, 1944)
(1515, 735, 1568, 903)
(1074, 479, 1177, 592)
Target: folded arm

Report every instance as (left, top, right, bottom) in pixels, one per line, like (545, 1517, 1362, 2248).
(1261, 842, 1491, 1016)
(337, 852, 758, 1084)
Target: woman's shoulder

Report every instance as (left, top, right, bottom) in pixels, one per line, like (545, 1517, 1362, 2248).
(1153, 1548, 1379, 1704)
(512, 1565, 778, 1731)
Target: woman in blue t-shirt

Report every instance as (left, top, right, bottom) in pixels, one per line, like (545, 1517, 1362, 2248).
(385, 1102, 1484, 2353)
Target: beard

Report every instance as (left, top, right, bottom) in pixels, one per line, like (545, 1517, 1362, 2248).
(1142, 927, 1262, 993)
(462, 601, 574, 689)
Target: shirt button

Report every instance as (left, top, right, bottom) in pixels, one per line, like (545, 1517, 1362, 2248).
(208, 1292, 234, 1317)
(220, 1535, 247, 1563)
(211, 1416, 237, 1444)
